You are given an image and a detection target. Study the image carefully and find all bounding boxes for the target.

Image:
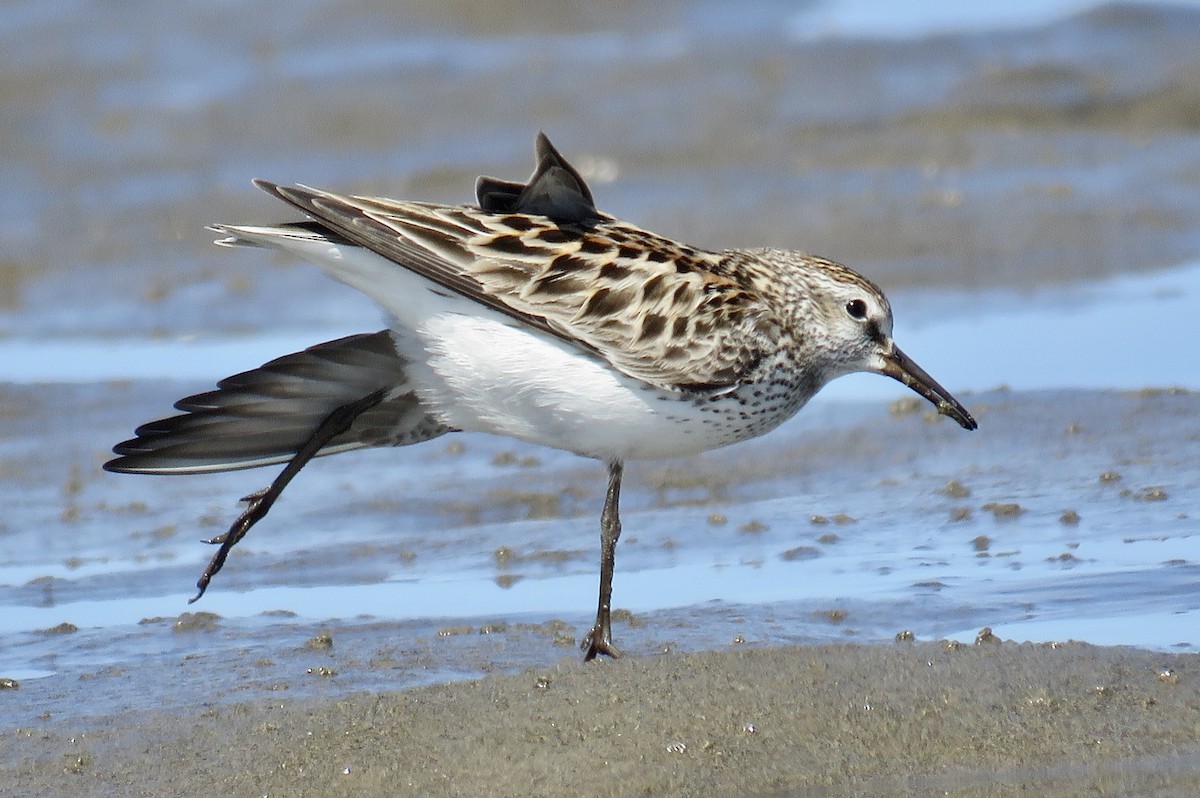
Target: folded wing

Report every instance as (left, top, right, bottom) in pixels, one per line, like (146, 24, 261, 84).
(255, 136, 771, 394)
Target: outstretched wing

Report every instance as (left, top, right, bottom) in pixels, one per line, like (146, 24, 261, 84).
(105, 332, 450, 474)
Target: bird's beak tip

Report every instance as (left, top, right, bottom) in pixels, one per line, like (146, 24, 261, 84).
(880, 345, 977, 431)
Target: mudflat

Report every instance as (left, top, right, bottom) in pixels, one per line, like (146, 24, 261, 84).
(6, 641, 1199, 797)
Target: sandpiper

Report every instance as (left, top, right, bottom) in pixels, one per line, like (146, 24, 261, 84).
(106, 133, 976, 660)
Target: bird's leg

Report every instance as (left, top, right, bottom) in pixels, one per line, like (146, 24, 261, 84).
(189, 388, 387, 603)
(582, 460, 624, 660)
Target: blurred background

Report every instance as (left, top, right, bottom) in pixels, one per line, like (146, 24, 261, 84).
(4, 0, 1200, 341)
(1, 0, 1198, 723)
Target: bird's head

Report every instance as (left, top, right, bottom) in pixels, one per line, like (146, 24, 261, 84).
(776, 252, 977, 431)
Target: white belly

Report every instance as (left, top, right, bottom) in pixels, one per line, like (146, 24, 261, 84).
(404, 313, 738, 461)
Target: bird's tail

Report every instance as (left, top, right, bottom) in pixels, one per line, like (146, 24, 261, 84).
(105, 331, 449, 475)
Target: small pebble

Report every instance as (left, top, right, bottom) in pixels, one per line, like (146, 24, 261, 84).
(939, 480, 971, 499)
(975, 627, 1000, 645)
(306, 632, 334, 650)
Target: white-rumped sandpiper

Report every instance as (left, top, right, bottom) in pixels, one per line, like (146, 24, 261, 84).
(107, 133, 976, 659)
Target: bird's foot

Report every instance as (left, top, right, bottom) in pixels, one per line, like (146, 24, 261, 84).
(581, 626, 622, 661)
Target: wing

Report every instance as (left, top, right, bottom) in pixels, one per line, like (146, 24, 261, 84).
(252, 190, 771, 393)
(475, 132, 596, 222)
(258, 184, 769, 393)
(105, 332, 450, 474)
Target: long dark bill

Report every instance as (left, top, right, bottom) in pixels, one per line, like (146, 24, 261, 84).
(879, 345, 977, 431)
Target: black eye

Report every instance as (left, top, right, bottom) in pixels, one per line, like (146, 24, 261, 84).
(846, 299, 868, 320)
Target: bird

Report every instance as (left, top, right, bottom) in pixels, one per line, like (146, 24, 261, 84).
(105, 133, 977, 660)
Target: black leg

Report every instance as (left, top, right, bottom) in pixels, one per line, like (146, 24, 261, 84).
(582, 460, 624, 660)
(188, 388, 386, 603)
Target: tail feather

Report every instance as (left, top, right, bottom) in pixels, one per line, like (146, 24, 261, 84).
(106, 331, 450, 474)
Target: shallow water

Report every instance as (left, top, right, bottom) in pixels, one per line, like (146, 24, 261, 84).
(1, 0, 1199, 733)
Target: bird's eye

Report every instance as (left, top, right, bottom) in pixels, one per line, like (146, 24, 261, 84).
(846, 299, 868, 320)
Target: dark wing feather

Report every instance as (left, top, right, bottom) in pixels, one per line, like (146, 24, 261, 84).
(475, 132, 596, 222)
(105, 332, 449, 474)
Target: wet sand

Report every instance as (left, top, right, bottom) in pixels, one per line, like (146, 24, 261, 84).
(6, 641, 1200, 797)
(3, 385, 1199, 796)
